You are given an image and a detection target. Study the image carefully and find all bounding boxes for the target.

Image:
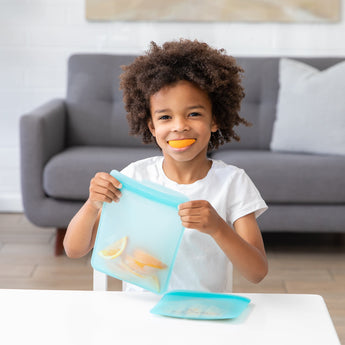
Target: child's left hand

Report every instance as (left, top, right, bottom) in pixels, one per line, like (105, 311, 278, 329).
(178, 200, 227, 236)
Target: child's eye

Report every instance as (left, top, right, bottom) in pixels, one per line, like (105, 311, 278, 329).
(189, 112, 201, 117)
(158, 115, 171, 120)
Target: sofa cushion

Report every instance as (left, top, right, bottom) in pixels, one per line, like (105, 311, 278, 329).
(211, 150, 345, 203)
(270, 58, 345, 156)
(43, 146, 162, 200)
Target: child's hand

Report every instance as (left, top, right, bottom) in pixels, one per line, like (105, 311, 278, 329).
(178, 200, 227, 236)
(88, 172, 122, 210)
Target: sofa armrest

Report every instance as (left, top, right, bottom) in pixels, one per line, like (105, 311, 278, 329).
(20, 99, 67, 222)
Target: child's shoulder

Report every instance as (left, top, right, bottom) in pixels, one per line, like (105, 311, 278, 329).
(211, 160, 254, 190)
(212, 159, 245, 177)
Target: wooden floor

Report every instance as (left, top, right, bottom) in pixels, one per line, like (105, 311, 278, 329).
(0, 213, 344, 344)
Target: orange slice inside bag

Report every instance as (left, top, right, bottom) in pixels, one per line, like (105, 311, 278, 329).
(132, 249, 168, 269)
(168, 139, 196, 148)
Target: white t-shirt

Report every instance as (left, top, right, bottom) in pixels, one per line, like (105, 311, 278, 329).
(121, 156, 267, 293)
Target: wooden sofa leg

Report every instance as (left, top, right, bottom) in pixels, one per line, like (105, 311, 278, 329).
(55, 228, 67, 256)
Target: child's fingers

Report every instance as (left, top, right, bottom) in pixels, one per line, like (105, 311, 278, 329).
(94, 172, 122, 189)
(178, 200, 207, 211)
(180, 214, 202, 224)
(178, 201, 210, 220)
(98, 178, 122, 199)
(92, 191, 115, 204)
(93, 185, 121, 202)
(178, 200, 221, 233)
(90, 172, 122, 201)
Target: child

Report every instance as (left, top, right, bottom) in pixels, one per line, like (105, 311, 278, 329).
(64, 39, 268, 292)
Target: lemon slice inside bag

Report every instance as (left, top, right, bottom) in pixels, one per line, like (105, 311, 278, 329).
(98, 236, 128, 259)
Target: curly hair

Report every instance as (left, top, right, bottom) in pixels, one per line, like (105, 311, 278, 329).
(119, 39, 249, 151)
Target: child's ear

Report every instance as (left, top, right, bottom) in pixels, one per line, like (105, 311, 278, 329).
(148, 119, 156, 137)
(211, 118, 218, 133)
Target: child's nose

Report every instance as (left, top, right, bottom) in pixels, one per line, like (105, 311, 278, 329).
(173, 117, 189, 132)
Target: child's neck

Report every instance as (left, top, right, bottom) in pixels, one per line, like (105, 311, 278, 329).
(162, 156, 212, 184)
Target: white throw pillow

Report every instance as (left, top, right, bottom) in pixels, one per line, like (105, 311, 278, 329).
(270, 58, 345, 156)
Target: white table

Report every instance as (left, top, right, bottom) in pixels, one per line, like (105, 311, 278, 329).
(0, 289, 340, 345)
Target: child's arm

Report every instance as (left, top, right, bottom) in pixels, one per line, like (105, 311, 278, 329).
(63, 172, 122, 258)
(178, 200, 268, 283)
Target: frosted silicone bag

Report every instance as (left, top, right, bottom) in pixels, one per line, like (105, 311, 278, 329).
(150, 290, 251, 319)
(91, 170, 188, 294)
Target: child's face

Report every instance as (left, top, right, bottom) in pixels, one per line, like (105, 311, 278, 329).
(148, 80, 218, 163)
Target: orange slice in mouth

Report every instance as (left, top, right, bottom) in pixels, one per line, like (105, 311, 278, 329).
(168, 139, 196, 148)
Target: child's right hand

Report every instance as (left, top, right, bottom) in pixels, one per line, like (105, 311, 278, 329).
(87, 172, 122, 210)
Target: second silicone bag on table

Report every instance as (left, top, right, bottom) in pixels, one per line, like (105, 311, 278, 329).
(91, 170, 189, 294)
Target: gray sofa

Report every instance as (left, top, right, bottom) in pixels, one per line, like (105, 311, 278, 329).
(20, 54, 345, 254)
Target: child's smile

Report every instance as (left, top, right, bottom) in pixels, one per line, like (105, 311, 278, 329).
(148, 80, 218, 165)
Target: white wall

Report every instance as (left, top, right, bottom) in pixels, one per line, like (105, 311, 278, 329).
(1, 0, 345, 212)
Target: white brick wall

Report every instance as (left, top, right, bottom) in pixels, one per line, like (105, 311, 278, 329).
(1, 0, 345, 212)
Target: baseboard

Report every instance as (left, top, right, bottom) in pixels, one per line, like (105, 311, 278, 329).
(0, 193, 23, 212)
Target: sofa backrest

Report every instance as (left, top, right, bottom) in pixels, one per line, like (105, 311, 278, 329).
(66, 54, 344, 149)
(221, 57, 345, 151)
(66, 54, 146, 147)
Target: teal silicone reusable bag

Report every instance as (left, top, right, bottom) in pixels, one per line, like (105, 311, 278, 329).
(150, 290, 251, 320)
(91, 170, 188, 294)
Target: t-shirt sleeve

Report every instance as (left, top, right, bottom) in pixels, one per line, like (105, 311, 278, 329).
(227, 170, 268, 226)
